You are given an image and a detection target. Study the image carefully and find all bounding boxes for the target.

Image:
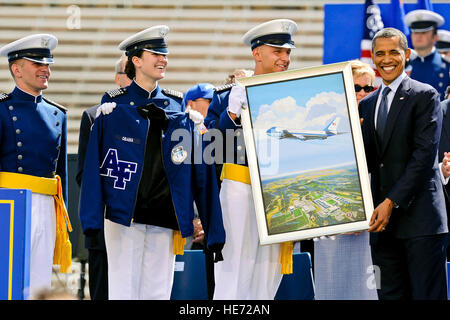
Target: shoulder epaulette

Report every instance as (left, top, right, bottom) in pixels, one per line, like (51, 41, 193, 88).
(214, 83, 234, 93)
(43, 97, 67, 113)
(106, 87, 128, 98)
(162, 88, 183, 100)
(0, 93, 11, 102)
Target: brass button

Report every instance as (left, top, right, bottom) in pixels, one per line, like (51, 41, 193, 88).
(16, 129, 21, 134)
(18, 167, 23, 172)
(8, 105, 13, 111)
(17, 154, 23, 160)
(17, 141, 22, 147)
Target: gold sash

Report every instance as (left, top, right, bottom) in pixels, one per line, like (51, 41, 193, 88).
(0, 172, 72, 273)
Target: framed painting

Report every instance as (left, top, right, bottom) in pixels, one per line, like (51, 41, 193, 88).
(238, 61, 373, 245)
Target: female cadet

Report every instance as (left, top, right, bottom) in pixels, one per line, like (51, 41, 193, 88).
(79, 25, 225, 300)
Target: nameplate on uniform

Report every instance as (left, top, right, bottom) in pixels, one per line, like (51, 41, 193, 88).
(115, 134, 141, 144)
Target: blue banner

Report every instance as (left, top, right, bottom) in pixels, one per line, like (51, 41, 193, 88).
(0, 189, 32, 300)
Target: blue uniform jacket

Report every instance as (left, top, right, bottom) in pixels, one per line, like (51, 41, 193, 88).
(204, 84, 247, 166)
(101, 80, 184, 112)
(0, 87, 67, 201)
(79, 104, 225, 252)
(410, 49, 450, 100)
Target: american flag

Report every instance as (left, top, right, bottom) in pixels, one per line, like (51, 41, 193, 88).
(360, 0, 384, 88)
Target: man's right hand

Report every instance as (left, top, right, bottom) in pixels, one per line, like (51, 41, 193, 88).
(442, 152, 450, 178)
(95, 102, 117, 118)
(368, 198, 394, 232)
(227, 85, 247, 119)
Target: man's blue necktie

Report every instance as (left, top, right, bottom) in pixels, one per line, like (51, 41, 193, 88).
(376, 86, 391, 141)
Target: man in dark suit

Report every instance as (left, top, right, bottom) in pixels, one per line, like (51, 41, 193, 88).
(76, 55, 131, 300)
(359, 27, 448, 300)
(437, 97, 450, 260)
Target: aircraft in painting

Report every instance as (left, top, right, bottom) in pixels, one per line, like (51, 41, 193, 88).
(266, 117, 341, 141)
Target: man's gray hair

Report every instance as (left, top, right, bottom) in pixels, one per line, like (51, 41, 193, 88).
(114, 54, 127, 73)
(372, 28, 409, 52)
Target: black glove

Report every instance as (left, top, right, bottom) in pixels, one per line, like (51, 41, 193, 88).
(137, 103, 169, 131)
(205, 243, 224, 263)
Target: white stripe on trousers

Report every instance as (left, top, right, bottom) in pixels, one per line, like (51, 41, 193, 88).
(104, 220, 176, 300)
(213, 178, 282, 300)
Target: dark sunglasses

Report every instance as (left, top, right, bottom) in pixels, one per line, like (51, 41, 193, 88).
(354, 84, 374, 93)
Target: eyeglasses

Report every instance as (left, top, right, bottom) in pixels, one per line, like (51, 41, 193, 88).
(354, 84, 374, 93)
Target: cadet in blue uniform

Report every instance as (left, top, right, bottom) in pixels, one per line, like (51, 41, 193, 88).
(81, 26, 224, 300)
(205, 19, 298, 300)
(0, 34, 71, 296)
(405, 10, 450, 100)
(437, 29, 450, 63)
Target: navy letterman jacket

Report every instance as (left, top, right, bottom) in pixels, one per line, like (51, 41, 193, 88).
(79, 103, 225, 255)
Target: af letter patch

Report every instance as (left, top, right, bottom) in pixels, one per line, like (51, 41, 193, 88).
(100, 148, 137, 190)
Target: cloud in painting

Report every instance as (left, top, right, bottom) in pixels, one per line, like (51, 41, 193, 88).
(252, 91, 350, 132)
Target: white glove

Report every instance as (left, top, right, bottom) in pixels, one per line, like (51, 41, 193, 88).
(312, 235, 337, 242)
(186, 106, 204, 125)
(95, 102, 117, 118)
(227, 85, 247, 118)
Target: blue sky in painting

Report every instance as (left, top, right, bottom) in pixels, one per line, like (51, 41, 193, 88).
(245, 72, 358, 179)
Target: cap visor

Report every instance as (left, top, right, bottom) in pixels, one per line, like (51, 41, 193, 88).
(142, 48, 169, 55)
(265, 43, 296, 49)
(23, 56, 54, 64)
(411, 26, 435, 33)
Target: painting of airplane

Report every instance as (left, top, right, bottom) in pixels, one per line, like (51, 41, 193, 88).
(266, 117, 341, 140)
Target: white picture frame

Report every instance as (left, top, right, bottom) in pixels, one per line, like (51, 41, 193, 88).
(238, 61, 374, 245)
